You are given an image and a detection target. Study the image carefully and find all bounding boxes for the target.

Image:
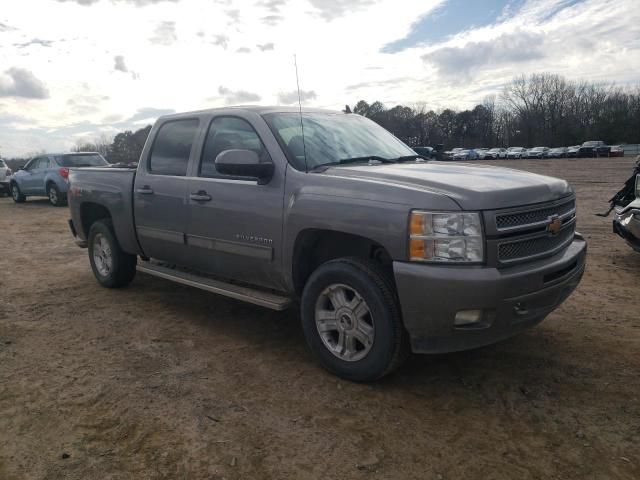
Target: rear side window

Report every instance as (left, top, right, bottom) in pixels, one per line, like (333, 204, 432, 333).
(149, 119, 199, 176)
(199, 117, 270, 178)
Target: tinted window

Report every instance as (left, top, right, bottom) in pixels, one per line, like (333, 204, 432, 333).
(56, 154, 108, 167)
(264, 113, 414, 171)
(200, 117, 270, 178)
(25, 158, 40, 171)
(149, 119, 199, 176)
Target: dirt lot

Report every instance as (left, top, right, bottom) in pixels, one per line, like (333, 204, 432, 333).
(0, 157, 638, 480)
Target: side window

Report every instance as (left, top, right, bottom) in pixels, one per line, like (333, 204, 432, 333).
(149, 119, 199, 176)
(41, 158, 51, 169)
(25, 158, 40, 171)
(199, 117, 270, 178)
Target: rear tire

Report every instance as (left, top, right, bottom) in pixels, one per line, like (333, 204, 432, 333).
(301, 257, 409, 382)
(47, 183, 67, 207)
(88, 219, 136, 288)
(11, 183, 25, 203)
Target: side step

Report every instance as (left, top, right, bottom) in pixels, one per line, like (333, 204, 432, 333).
(136, 261, 292, 311)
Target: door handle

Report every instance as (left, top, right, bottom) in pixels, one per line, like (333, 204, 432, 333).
(190, 190, 212, 202)
(136, 186, 154, 195)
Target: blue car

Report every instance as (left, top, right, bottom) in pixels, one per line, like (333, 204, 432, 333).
(11, 152, 108, 206)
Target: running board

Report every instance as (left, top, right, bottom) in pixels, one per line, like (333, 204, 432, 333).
(136, 261, 292, 311)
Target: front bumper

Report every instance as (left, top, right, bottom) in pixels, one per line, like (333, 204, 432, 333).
(613, 209, 640, 252)
(0, 180, 9, 193)
(393, 235, 587, 354)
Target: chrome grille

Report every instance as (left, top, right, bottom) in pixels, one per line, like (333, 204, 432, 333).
(498, 222, 575, 263)
(496, 198, 575, 231)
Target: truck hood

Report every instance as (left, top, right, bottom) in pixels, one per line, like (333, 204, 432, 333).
(322, 161, 572, 210)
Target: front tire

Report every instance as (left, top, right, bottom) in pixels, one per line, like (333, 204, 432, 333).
(11, 183, 25, 203)
(88, 219, 137, 288)
(47, 183, 67, 207)
(301, 257, 408, 382)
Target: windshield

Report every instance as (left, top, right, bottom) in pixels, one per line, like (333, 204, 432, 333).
(508, 147, 523, 151)
(56, 154, 108, 167)
(263, 113, 415, 171)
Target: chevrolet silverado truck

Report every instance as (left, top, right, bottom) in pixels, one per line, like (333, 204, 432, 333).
(67, 107, 587, 382)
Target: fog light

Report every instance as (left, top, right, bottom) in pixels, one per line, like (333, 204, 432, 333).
(454, 309, 483, 326)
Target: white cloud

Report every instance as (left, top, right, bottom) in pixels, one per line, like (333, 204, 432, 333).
(277, 89, 317, 104)
(0, 68, 49, 99)
(114, 55, 128, 72)
(422, 30, 546, 79)
(149, 21, 177, 45)
(218, 86, 261, 104)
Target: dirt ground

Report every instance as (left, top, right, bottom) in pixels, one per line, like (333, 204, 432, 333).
(0, 157, 638, 480)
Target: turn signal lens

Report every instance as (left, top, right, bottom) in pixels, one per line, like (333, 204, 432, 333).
(410, 239, 425, 259)
(410, 212, 425, 236)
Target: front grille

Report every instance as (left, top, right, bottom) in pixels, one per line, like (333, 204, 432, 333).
(496, 198, 575, 231)
(498, 223, 575, 263)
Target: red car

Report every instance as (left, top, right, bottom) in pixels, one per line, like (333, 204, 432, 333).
(610, 145, 625, 157)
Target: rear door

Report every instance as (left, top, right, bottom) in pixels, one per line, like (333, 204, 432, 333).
(183, 114, 286, 290)
(36, 157, 54, 194)
(133, 117, 201, 265)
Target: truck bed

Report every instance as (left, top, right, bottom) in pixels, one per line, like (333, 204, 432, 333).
(67, 167, 141, 255)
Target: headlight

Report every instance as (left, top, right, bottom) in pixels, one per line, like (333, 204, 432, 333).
(636, 174, 639, 197)
(409, 211, 484, 263)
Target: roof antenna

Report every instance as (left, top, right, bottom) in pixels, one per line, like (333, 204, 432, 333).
(294, 54, 308, 172)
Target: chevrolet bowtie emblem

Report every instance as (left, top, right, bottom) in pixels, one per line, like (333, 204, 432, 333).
(546, 216, 562, 235)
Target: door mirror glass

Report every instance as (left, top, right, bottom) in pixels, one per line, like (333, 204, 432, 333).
(214, 149, 274, 183)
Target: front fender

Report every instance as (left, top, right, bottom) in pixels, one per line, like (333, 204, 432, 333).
(11, 171, 27, 187)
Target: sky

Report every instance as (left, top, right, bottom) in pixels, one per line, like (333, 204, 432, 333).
(0, 0, 639, 156)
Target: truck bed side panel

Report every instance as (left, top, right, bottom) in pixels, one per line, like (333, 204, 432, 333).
(68, 168, 142, 256)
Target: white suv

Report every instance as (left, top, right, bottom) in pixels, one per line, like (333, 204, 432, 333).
(0, 159, 12, 196)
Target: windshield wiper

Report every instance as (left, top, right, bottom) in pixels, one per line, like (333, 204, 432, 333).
(310, 156, 394, 172)
(338, 155, 395, 164)
(394, 154, 429, 162)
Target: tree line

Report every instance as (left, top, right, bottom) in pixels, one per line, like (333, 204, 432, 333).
(6, 72, 637, 168)
(351, 73, 640, 149)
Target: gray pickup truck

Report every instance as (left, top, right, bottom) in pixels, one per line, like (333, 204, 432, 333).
(68, 106, 586, 381)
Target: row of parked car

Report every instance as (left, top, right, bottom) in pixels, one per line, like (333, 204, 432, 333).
(0, 152, 109, 205)
(432, 141, 625, 161)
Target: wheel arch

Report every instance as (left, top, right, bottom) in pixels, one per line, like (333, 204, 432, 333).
(80, 202, 112, 238)
(291, 228, 395, 297)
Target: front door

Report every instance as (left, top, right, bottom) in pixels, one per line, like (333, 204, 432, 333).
(133, 118, 201, 266)
(20, 157, 44, 193)
(184, 115, 285, 290)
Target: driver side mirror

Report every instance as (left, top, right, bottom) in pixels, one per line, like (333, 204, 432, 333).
(215, 149, 274, 184)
